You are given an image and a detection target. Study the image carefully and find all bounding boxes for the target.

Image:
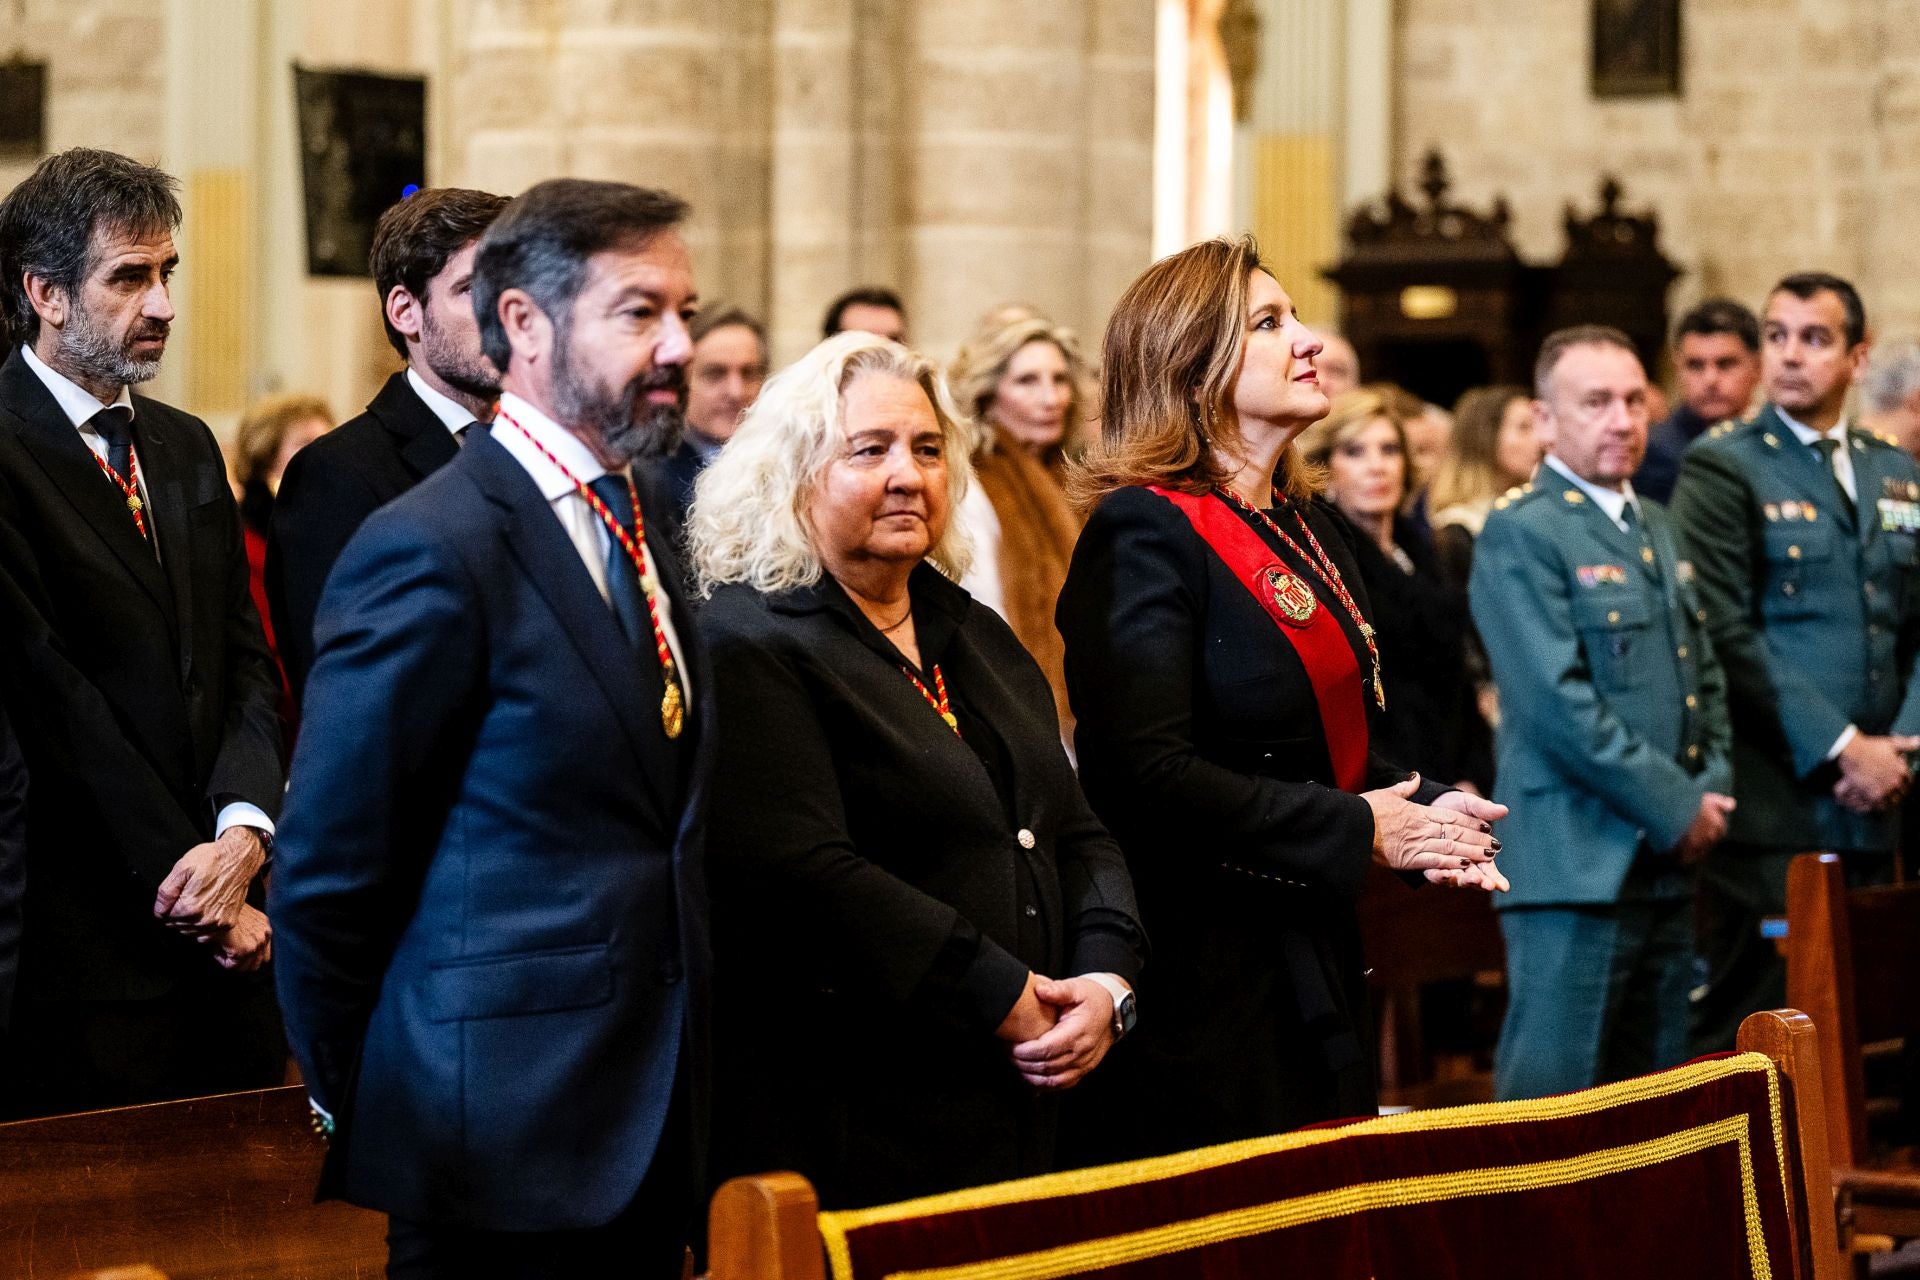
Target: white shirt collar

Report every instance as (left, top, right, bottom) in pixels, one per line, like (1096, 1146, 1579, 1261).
(405, 367, 480, 437)
(1543, 454, 1641, 531)
(19, 344, 135, 427)
(491, 392, 609, 502)
(1773, 404, 1848, 447)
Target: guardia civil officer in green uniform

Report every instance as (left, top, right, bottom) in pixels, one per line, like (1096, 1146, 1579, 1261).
(1472, 326, 1735, 1101)
(1670, 272, 1920, 1053)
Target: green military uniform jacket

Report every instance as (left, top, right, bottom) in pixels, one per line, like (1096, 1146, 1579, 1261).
(1470, 470, 1733, 908)
(1669, 404, 1920, 852)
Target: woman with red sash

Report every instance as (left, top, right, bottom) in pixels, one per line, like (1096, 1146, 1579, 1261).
(1056, 236, 1508, 1164)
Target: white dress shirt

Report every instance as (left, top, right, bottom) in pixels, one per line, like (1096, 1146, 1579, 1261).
(1541, 454, 1643, 532)
(1774, 406, 1859, 503)
(491, 392, 692, 703)
(405, 367, 481, 437)
(19, 344, 274, 841)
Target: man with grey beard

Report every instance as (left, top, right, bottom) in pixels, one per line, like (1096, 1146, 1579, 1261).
(0, 148, 285, 1117)
(272, 179, 709, 1278)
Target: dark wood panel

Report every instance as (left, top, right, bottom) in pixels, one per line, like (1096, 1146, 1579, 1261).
(0, 1085, 385, 1279)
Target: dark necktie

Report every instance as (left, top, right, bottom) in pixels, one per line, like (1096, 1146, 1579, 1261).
(587, 473, 648, 650)
(93, 406, 135, 484)
(1812, 437, 1857, 523)
(456, 420, 485, 448)
(1620, 499, 1640, 531)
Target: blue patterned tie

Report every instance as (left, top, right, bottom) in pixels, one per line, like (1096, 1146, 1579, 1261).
(587, 474, 647, 650)
(93, 407, 134, 484)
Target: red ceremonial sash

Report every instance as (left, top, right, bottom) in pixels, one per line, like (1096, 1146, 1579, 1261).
(1147, 486, 1369, 792)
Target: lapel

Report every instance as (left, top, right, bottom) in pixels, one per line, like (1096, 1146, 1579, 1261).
(765, 565, 1003, 808)
(368, 372, 461, 482)
(464, 430, 671, 819)
(1756, 403, 1860, 536)
(130, 399, 200, 676)
(0, 350, 177, 622)
(1849, 428, 1890, 551)
(1545, 468, 1653, 584)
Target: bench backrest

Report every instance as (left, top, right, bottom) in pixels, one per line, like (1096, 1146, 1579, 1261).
(710, 1009, 1841, 1280)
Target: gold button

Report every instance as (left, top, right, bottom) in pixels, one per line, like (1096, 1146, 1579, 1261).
(1788, 545, 1802, 559)
(1677, 645, 1689, 659)
(1017, 828, 1036, 849)
(1687, 745, 1701, 759)
(1641, 547, 1655, 564)
(1783, 583, 1797, 596)
(1865, 582, 1877, 597)
(1607, 610, 1622, 623)
(1686, 695, 1698, 708)
(1697, 609, 1708, 622)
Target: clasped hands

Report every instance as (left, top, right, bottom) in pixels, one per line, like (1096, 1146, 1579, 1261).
(1365, 776, 1510, 892)
(996, 970, 1122, 1091)
(1834, 733, 1919, 814)
(153, 826, 272, 971)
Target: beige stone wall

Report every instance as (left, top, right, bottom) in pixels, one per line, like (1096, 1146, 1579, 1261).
(2, 0, 1154, 419)
(1395, 0, 1918, 336)
(446, 0, 1156, 364)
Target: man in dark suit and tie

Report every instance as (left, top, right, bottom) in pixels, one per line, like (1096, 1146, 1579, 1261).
(0, 148, 285, 1117)
(268, 186, 508, 700)
(272, 179, 710, 1278)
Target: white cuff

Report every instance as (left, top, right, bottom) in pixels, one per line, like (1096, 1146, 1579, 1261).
(215, 802, 276, 843)
(1828, 725, 1859, 762)
(1081, 972, 1131, 1008)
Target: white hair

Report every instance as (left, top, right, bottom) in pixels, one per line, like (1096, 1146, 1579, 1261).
(688, 330, 975, 597)
(1863, 336, 1920, 416)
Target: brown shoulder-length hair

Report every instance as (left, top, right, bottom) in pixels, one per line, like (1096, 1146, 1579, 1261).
(1069, 234, 1316, 510)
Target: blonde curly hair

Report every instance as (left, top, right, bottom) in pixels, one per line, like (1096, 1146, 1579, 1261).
(688, 331, 974, 597)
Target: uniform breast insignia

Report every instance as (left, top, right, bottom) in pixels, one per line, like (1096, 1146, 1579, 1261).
(1768, 500, 1815, 522)
(1763, 432, 1781, 448)
(1264, 567, 1319, 625)
(1876, 477, 1920, 533)
(1576, 564, 1628, 588)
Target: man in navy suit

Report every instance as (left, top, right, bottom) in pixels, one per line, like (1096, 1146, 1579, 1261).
(271, 179, 709, 1279)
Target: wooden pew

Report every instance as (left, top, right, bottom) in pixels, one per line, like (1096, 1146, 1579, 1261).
(710, 1009, 1842, 1280)
(1356, 863, 1505, 1107)
(1784, 851, 1920, 1263)
(0, 1084, 386, 1280)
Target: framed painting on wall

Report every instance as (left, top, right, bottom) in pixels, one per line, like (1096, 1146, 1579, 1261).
(1592, 0, 1681, 98)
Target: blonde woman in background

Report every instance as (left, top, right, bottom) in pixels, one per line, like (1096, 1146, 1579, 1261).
(948, 311, 1092, 735)
(1298, 389, 1492, 794)
(231, 393, 333, 727)
(1427, 385, 1540, 593)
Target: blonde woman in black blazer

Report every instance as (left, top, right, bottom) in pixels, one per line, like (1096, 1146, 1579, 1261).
(689, 332, 1145, 1210)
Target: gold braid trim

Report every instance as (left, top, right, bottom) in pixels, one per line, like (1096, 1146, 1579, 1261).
(880, 1117, 1766, 1280)
(820, 1053, 1779, 1280)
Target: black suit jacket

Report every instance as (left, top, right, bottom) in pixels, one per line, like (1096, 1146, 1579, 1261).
(1055, 485, 1443, 1162)
(272, 430, 711, 1231)
(268, 371, 461, 700)
(0, 348, 284, 1003)
(0, 699, 24, 1029)
(702, 565, 1145, 1209)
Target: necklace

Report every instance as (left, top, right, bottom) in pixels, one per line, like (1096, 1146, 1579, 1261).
(876, 603, 913, 634)
(900, 662, 960, 736)
(1218, 486, 1386, 710)
(498, 409, 686, 738)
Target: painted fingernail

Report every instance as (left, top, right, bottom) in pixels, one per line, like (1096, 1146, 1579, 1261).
(1490, 839, 1502, 852)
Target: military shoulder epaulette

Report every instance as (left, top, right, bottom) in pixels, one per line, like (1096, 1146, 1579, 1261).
(1870, 429, 1902, 449)
(1707, 420, 1739, 439)
(1491, 482, 1538, 512)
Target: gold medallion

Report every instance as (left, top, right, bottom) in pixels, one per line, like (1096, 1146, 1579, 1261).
(1265, 568, 1318, 625)
(661, 675, 685, 739)
(127, 494, 143, 515)
(940, 711, 958, 730)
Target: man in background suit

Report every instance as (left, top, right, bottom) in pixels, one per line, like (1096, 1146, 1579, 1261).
(654, 306, 766, 521)
(1633, 299, 1762, 504)
(268, 186, 508, 700)
(1472, 327, 1734, 1101)
(273, 179, 710, 1278)
(0, 148, 284, 1117)
(1671, 272, 1920, 1051)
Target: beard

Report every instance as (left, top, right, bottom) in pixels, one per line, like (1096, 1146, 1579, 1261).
(57, 306, 166, 387)
(549, 327, 687, 464)
(420, 303, 500, 401)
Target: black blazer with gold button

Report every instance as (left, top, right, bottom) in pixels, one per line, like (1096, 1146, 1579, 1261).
(701, 563, 1145, 1209)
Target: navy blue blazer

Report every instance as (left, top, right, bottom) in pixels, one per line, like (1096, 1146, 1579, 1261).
(271, 428, 711, 1232)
